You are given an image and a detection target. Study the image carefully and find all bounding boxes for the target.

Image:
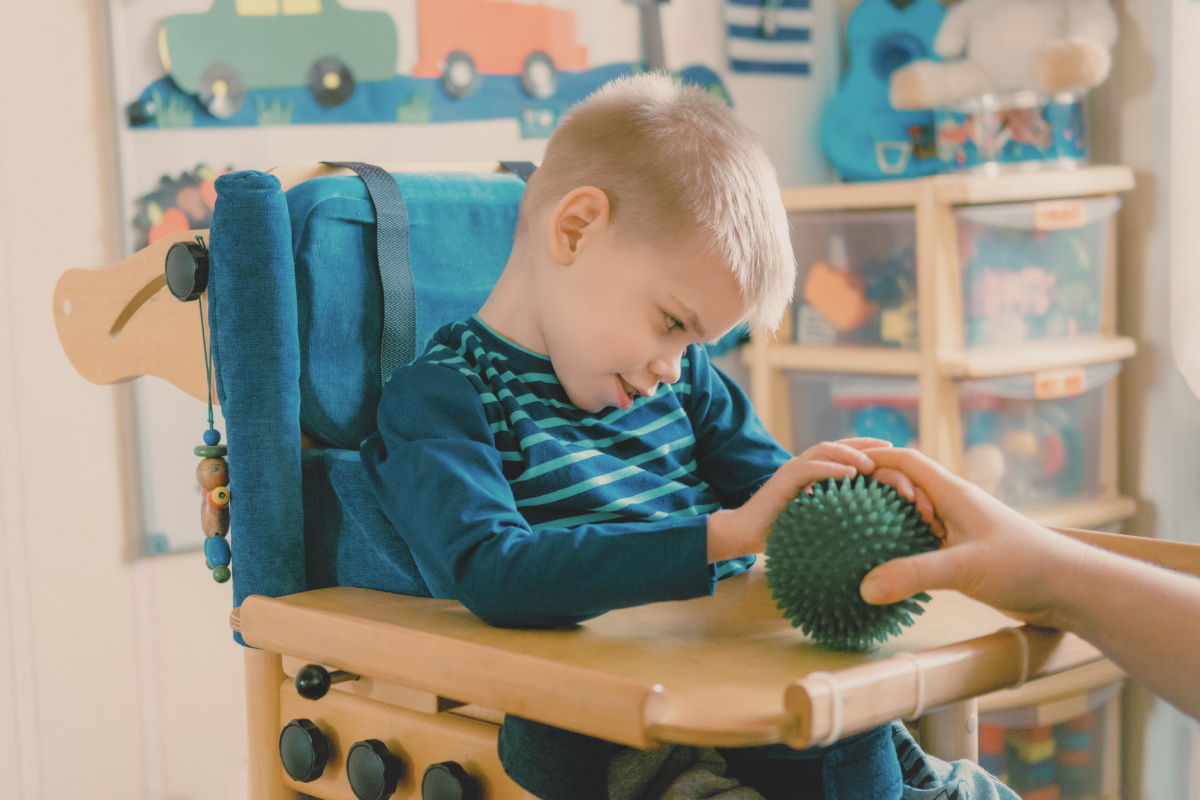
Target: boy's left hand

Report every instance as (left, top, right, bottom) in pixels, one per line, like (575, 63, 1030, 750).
(708, 438, 941, 562)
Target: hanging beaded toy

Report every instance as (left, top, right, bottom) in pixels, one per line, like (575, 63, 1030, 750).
(196, 292, 231, 582)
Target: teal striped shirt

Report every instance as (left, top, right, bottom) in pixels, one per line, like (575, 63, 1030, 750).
(362, 316, 789, 628)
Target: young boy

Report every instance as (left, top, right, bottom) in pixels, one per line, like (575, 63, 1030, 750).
(361, 74, 1014, 800)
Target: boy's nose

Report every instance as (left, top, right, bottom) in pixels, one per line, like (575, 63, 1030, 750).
(650, 352, 683, 384)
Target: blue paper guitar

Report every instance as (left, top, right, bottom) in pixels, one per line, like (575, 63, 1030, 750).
(821, 0, 945, 181)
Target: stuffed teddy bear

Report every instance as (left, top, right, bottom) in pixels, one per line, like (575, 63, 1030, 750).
(889, 0, 1118, 110)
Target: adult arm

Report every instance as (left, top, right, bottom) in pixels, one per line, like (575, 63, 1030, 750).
(859, 447, 1200, 722)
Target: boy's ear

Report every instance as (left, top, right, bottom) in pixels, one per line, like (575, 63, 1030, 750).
(547, 187, 610, 265)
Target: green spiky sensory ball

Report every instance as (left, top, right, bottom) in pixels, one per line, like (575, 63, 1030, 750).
(765, 475, 940, 652)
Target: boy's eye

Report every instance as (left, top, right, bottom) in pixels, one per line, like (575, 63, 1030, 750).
(665, 313, 685, 332)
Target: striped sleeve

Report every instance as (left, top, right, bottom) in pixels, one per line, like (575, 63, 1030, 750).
(360, 362, 717, 628)
(682, 344, 792, 508)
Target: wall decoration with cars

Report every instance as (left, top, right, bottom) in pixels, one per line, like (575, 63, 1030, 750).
(125, 0, 727, 133)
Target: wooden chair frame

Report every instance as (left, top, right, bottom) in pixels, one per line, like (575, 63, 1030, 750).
(53, 163, 1197, 800)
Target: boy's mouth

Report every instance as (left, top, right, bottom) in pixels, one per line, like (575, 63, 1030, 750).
(618, 375, 640, 405)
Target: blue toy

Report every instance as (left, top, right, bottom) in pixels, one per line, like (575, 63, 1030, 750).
(854, 405, 913, 446)
(821, 0, 945, 181)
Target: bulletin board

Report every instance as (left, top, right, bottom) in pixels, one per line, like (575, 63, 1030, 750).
(107, 0, 840, 554)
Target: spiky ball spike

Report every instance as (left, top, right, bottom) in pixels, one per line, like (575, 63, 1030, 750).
(765, 476, 940, 652)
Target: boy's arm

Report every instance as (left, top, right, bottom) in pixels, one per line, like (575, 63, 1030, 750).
(684, 344, 794, 506)
(362, 363, 717, 628)
(859, 447, 1200, 722)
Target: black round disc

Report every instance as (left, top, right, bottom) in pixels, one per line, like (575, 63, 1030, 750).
(307, 56, 356, 108)
(519, 51, 557, 99)
(441, 51, 479, 99)
(198, 61, 246, 119)
(165, 241, 209, 301)
(422, 761, 474, 800)
(347, 739, 402, 800)
(278, 719, 327, 783)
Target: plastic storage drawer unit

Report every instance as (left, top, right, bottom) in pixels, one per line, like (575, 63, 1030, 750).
(786, 363, 1120, 509)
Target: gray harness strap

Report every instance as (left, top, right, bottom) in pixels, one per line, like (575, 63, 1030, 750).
(325, 161, 536, 381)
(324, 161, 415, 382)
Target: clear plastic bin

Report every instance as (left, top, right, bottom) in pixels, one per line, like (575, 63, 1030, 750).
(788, 210, 918, 349)
(978, 681, 1121, 800)
(786, 363, 1119, 509)
(957, 197, 1119, 348)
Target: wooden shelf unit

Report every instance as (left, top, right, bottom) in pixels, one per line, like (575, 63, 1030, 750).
(749, 166, 1137, 530)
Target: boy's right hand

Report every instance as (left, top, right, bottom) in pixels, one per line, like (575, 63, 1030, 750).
(707, 438, 919, 563)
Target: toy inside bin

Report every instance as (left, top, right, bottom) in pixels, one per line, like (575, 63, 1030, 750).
(786, 363, 1119, 509)
(957, 197, 1120, 348)
(935, 91, 1088, 174)
(787, 373, 921, 456)
(978, 680, 1121, 800)
(960, 363, 1119, 509)
(788, 210, 919, 349)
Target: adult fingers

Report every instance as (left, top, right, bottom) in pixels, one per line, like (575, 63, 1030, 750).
(871, 467, 915, 501)
(835, 437, 895, 451)
(859, 547, 967, 605)
(860, 447, 960, 507)
(797, 441, 877, 473)
(912, 487, 938, 530)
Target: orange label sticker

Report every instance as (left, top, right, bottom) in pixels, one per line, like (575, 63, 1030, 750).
(1033, 367, 1086, 399)
(1033, 200, 1085, 231)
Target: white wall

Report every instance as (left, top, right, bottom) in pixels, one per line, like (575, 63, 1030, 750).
(0, 1, 248, 798)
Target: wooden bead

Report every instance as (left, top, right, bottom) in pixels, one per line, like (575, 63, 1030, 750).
(212, 565, 231, 583)
(197, 458, 229, 490)
(201, 494, 230, 537)
(207, 486, 231, 509)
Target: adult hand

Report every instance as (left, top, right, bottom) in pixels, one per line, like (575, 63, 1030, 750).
(857, 447, 1085, 627)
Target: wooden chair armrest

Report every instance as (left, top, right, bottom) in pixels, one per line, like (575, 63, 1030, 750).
(1054, 526, 1200, 577)
(233, 563, 1107, 751)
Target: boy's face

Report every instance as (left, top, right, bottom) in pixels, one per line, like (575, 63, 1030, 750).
(540, 229, 746, 413)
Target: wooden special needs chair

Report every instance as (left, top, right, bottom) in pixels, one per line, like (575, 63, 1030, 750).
(53, 162, 1200, 800)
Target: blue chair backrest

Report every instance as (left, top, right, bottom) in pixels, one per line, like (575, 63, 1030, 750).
(207, 169, 526, 624)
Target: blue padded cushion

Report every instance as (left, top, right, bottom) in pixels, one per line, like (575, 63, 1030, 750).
(302, 449, 435, 598)
(210, 168, 525, 624)
(209, 171, 306, 618)
(286, 172, 525, 449)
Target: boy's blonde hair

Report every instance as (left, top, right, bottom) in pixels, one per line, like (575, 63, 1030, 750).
(519, 73, 795, 331)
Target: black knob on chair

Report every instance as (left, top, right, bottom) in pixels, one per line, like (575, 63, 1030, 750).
(295, 663, 359, 700)
(164, 240, 209, 302)
(278, 719, 328, 783)
(347, 739, 403, 800)
(422, 761, 476, 800)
